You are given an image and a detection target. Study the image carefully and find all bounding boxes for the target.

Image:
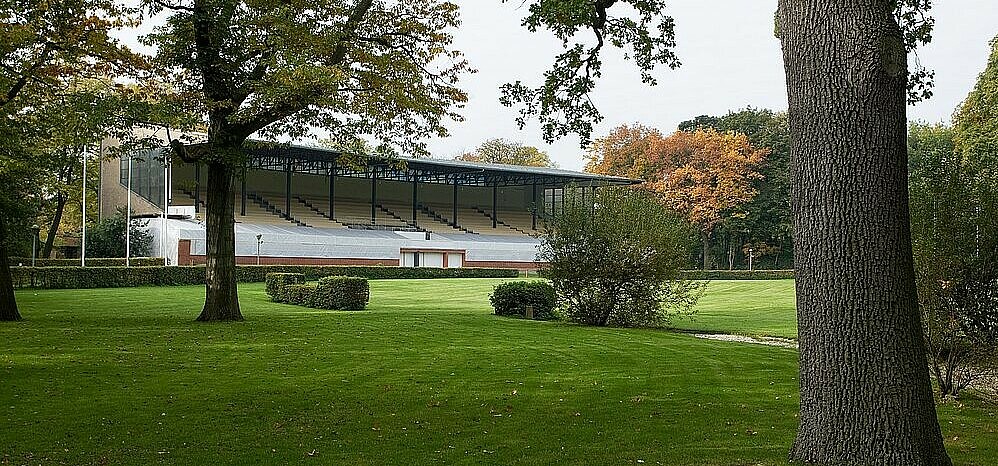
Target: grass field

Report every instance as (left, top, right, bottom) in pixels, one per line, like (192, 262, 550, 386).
(2, 279, 995, 465)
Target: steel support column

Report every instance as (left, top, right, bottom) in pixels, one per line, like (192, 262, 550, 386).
(452, 181, 459, 227)
(329, 162, 336, 220)
(492, 183, 498, 229)
(371, 167, 377, 224)
(411, 176, 418, 225)
(531, 182, 537, 230)
(284, 161, 292, 219)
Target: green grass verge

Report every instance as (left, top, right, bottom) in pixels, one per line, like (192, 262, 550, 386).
(671, 280, 799, 339)
(2, 279, 995, 465)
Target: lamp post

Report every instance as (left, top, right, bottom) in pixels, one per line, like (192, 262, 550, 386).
(256, 234, 263, 265)
(81, 146, 87, 267)
(125, 154, 132, 267)
(31, 224, 40, 267)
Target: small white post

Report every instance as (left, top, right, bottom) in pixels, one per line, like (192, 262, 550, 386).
(749, 248, 754, 272)
(126, 154, 132, 267)
(256, 234, 263, 265)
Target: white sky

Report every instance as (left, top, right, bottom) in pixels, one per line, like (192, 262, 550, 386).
(426, 0, 998, 170)
(120, 1, 997, 170)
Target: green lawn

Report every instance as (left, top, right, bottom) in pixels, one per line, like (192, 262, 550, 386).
(674, 280, 799, 339)
(2, 279, 995, 465)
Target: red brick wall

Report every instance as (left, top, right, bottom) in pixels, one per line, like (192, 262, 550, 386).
(463, 260, 542, 271)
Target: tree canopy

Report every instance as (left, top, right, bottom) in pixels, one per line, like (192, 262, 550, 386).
(455, 139, 555, 167)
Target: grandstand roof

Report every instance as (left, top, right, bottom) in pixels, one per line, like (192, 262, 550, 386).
(234, 142, 639, 187)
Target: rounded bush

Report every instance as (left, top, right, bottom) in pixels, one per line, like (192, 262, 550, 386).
(314, 276, 370, 311)
(490, 281, 557, 320)
(265, 273, 306, 302)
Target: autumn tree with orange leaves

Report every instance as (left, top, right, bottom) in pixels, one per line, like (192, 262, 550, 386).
(587, 125, 768, 269)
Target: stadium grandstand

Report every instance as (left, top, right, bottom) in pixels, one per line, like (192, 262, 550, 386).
(99, 141, 637, 269)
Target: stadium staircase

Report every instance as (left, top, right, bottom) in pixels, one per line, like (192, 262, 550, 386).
(246, 192, 311, 227)
(417, 204, 477, 234)
(472, 206, 533, 236)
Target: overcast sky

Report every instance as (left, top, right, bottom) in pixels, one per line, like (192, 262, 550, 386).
(426, 0, 997, 170)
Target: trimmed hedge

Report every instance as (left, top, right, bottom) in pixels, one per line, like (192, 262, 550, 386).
(314, 276, 370, 311)
(282, 284, 318, 307)
(265, 273, 306, 302)
(490, 281, 557, 320)
(10, 257, 164, 267)
(10, 265, 519, 289)
(678, 269, 795, 280)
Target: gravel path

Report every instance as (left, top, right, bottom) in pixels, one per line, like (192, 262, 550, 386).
(693, 333, 798, 349)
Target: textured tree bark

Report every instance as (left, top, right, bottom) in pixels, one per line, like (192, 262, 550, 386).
(0, 218, 21, 321)
(778, 1, 950, 464)
(41, 192, 67, 258)
(196, 161, 242, 321)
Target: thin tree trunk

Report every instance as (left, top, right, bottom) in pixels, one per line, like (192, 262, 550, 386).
(727, 237, 734, 271)
(41, 192, 67, 258)
(779, 1, 950, 464)
(701, 231, 710, 270)
(0, 217, 21, 321)
(197, 162, 242, 322)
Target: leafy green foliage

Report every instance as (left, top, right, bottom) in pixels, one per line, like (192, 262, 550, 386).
(143, 0, 471, 160)
(539, 186, 701, 327)
(83, 209, 154, 259)
(314, 276, 370, 310)
(490, 281, 557, 320)
(265, 272, 306, 302)
(500, 0, 679, 145)
(908, 122, 998, 397)
(456, 139, 555, 167)
(954, 35, 998, 184)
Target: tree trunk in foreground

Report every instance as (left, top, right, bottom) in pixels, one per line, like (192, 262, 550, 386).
(0, 218, 21, 321)
(778, 1, 950, 464)
(196, 162, 243, 321)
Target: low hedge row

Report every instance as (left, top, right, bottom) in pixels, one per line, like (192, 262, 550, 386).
(10, 265, 520, 289)
(313, 276, 369, 310)
(265, 273, 370, 310)
(282, 284, 319, 307)
(491, 281, 557, 320)
(10, 257, 164, 267)
(678, 269, 795, 280)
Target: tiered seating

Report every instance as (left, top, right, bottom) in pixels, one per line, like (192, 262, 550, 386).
(377, 200, 465, 234)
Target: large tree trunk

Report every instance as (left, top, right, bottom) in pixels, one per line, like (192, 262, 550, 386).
(0, 218, 21, 321)
(41, 192, 67, 258)
(196, 162, 243, 322)
(779, 1, 950, 464)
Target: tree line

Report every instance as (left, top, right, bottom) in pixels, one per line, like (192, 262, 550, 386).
(3, 0, 993, 463)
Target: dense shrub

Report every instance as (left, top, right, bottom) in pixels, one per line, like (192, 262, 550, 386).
(313, 276, 370, 310)
(281, 284, 318, 307)
(490, 281, 557, 320)
(265, 273, 306, 302)
(10, 266, 518, 289)
(678, 269, 794, 280)
(540, 187, 704, 328)
(9, 257, 164, 267)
